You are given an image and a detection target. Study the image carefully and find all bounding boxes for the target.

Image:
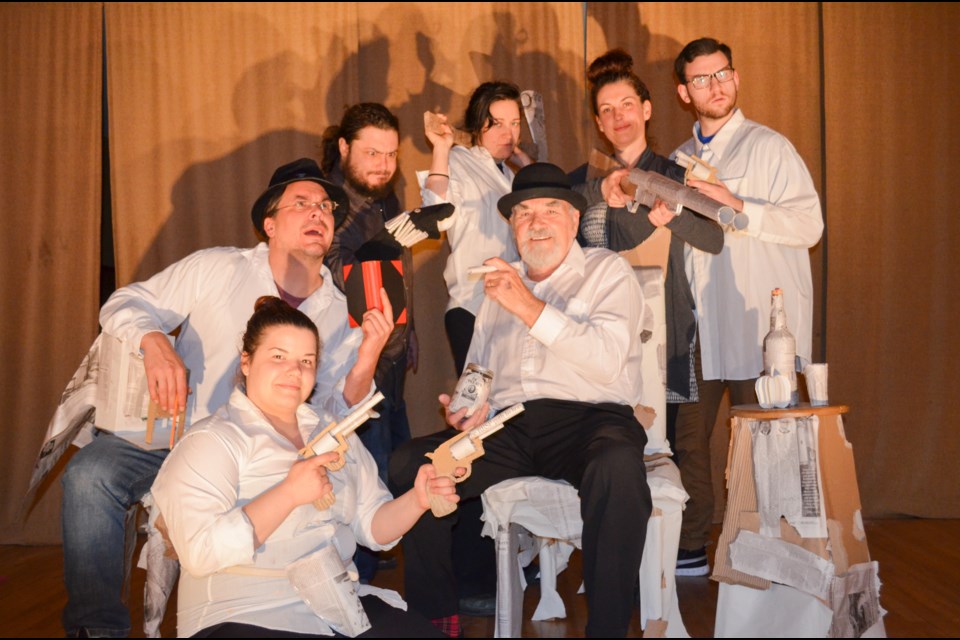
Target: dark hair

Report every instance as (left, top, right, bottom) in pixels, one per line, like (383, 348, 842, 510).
(674, 37, 734, 84)
(463, 81, 522, 145)
(587, 49, 651, 116)
(241, 296, 321, 362)
(320, 103, 400, 174)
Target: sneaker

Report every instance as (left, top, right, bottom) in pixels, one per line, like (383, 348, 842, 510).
(458, 593, 496, 617)
(676, 547, 710, 577)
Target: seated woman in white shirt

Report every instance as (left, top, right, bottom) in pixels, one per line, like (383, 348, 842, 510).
(422, 81, 533, 376)
(151, 296, 453, 638)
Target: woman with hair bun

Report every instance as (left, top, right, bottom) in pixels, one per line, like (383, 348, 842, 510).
(573, 49, 723, 509)
(151, 297, 451, 638)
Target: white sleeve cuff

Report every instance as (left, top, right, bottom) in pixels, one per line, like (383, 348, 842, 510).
(528, 303, 567, 347)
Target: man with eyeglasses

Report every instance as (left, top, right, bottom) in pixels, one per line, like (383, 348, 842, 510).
(669, 37, 823, 578)
(61, 157, 392, 637)
(320, 103, 412, 582)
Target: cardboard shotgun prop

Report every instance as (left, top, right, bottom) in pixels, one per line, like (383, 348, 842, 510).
(586, 149, 748, 231)
(299, 391, 385, 510)
(425, 402, 525, 517)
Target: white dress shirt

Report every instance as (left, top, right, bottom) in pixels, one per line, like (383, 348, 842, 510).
(151, 388, 394, 637)
(100, 243, 368, 448)
(419, 145, 519, 314)
(466, 243, 645, 409)
(675, 109, 823, 380)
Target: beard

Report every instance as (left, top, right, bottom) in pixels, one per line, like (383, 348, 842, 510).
(693, 88, 738, 121)
(342, 156, 397, 200)
(518, 230, 565, 272)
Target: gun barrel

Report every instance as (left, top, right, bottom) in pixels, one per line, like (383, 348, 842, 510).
(469, 403, 525, 441)
(628, 168, 748, 231)
(331, 391, 385, 437)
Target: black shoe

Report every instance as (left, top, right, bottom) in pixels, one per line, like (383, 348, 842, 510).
(676, 546, 710, 577)
(459, 593, 496, 617)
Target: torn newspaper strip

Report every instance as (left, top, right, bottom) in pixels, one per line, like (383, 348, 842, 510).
(750, 416, 828, 538)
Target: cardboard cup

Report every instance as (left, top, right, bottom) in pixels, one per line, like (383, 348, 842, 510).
(804, 363, 829, 406)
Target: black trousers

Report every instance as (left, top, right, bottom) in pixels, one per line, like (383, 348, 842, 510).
(192, 595, 446, 638)
(389, 398, 652, 638)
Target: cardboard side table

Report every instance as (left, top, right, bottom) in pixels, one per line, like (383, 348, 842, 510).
(712, 404, 885, 637)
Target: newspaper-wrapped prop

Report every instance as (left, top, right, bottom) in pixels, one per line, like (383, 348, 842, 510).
(425, 403, 524, 517)
(586, 149, 747, 231)
(382, 203, 455, 246)
(299, 392, 385, 511)
(286, 544, 372, 637)
(26, 333, 186, 507)
(520, 89, 547, 162)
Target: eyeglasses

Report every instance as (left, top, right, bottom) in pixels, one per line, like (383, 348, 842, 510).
(276, 199, 338, 215)
(687, 67, 735, 90)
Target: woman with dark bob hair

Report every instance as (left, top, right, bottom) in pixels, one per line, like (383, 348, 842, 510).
(421, 81, 534, 376)
(152, 297, 453, 638)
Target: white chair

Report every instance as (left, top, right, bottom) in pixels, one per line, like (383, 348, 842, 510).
(481, 461, 689, 637)
(480, 236, 690, 637)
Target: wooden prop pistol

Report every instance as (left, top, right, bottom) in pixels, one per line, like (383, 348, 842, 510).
(299, 391, 385, 510)
(425, 403, 525, 517)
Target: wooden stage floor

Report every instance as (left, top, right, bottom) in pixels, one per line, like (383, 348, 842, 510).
(1, 519, 957, 637)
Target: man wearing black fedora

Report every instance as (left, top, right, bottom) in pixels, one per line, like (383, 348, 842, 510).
(61, 158, 393, 637)
(390, 163, 652, 637)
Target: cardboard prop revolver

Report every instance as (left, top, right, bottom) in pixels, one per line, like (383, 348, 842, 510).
(298, 391, 385, 510)
(425, 402, 525, 517)
(588, 149, 748, 231)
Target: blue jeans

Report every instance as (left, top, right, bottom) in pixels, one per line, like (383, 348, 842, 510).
(61, 430, 168, 637)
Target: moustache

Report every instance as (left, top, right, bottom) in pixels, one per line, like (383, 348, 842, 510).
(524, 230, 554, 241)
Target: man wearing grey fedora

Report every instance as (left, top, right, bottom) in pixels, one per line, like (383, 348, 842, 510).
(390, 163, 652, 638)
(61, 158, 393, 637)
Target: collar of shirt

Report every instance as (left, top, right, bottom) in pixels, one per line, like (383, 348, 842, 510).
(467, 144, 514, 182)
(254, 242, 339, 315)
(693, 108, 745, 160)
(225, 386, 324, 444)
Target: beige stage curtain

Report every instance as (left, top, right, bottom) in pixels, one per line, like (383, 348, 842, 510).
(589, 3, 824, 521)
(353, 2, 589, 435)
(823, 3, 960, 517)
(0, 3, 103, 544)
(105, 2, 361, 286)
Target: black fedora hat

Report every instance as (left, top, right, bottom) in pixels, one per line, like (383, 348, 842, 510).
(497, 162, 587, 219)
(250, 158, 349, 237)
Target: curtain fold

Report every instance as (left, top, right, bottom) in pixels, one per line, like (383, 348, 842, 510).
(823, 2, 960, 517)
(105, 2, 361, 286)
(0, 2, 103, 544)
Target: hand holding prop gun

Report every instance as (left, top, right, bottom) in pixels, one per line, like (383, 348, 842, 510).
(424, 403, 525, 517)
(298, 392, 385, 510)
(424, 111, 473, 148)
(622, 168, 749, 232)
(586, 149, 747, 231)
(674, 150, 721, 185)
